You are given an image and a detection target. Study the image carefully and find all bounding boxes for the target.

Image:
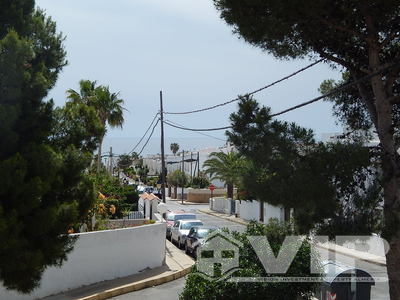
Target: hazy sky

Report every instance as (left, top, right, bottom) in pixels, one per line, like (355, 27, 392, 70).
(36, 0, 343, 155)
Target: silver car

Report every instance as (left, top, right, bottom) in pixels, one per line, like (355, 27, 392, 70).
(171, 219, 203, 249)
(165, 212, 196, 240)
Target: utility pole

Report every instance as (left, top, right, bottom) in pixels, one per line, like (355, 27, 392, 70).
(181, 150, 184, 204)
(181, 150, 184, 172)
(109, 146, 113, 175)
(190, 152, 193, 182)
(197, 151, 200, 177)
(160, 91, 166, 203)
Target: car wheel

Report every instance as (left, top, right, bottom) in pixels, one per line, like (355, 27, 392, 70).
(177, 238, 181, 248)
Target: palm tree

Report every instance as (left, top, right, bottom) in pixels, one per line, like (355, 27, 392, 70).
(170, 143, 180, 155)
(203, 151, 244, 199)
(67, 80, 125, 172)
(66, 79, 97, 104)
(167, 170, 188, 202)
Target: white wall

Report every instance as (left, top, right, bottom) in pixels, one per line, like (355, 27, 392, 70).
(210, 199, 285, 224)
(210, 197, 230, 214)
(0, 223, 166, 300)
(139, 198, 160, 220)
(264, 203, 284, 224)
(235, 201, 284, 223)
(238, 200, 260, 221)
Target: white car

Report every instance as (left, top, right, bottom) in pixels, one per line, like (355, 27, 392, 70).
(165, 212, 196, 239)
(171, 219, 203, 249)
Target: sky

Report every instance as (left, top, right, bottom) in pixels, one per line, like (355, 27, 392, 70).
(36, 0, 344, 156)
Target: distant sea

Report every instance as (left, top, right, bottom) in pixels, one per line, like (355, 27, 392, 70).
(102, 136, 227, 157)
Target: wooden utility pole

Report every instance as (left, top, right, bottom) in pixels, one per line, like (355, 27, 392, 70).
(181, 150, 184, 171)
(160, 91, 166, 203)
(109, 146, 113, 175)
(197, 151, 200, 177)
(190, 152, 193, 182)
(181, 150, 184, 204)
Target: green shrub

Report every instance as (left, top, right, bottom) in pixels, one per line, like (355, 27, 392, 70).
(89, 172, 139, 221)
(122, 185, 139, 205)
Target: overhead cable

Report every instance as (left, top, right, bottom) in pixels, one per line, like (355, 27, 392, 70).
(162, 61, 400, 131)
(164, 59, 324, 115)
(138, 118, 160, 156)
(128, 113, 159, 155)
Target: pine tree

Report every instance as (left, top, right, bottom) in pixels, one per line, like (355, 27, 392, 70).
(0, 4, 96, 293)
(214, 2, 400, 297)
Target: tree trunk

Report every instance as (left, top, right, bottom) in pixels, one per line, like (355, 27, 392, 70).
(227, 183, 234, 199)
(174, 186, 177, 199)
(368, 48, 400, 300)
(97, 136, 103, 173)
(168, 185, 172, 197)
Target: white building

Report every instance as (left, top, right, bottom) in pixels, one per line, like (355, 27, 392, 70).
(143, 145, 235, 187)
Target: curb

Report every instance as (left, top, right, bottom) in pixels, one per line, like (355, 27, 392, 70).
(316, 243, 386, 267)
(198, 209, 248, 226)
(199, 210, 387, 267)
(76, 264, 192, 300)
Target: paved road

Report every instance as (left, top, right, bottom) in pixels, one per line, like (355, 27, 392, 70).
(110, 277, 186, 300)
(164, 199, 246, 232)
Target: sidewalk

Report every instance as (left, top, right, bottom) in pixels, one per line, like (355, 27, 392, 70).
(43, 241, 194, 300)
(199, 208, 387, 267)
(199, 208, 248, 226)
(167, 198, 208, 205)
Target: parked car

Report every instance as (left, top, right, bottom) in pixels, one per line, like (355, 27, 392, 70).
(185, 226, 217, 257)
(165, 210, 185, 239)
(144, 186, 154, 194)
(171, 219, 203, 248)
(165, 212, 197, 239)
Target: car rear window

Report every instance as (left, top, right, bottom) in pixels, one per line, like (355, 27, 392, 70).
(174, 214, 196, 221)
(197, 229, 215, 238)
(181, 222, 203, 230)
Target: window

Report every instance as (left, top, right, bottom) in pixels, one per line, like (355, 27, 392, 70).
(175, 214, 196, 221)
(197, 229, 215, 238)
(181, 222, 203, 230)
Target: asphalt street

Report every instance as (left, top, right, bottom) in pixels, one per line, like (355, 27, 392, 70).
(110, 277, 186, 300)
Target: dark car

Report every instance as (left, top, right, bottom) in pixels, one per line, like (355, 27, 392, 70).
(144, 187, 154, 194)
(184, 226, 217, 257)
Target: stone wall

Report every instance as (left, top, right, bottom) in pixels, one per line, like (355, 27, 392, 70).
(187, 188, 226, 203)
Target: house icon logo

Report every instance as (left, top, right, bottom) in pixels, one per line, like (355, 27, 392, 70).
(195, 231, 243, 281)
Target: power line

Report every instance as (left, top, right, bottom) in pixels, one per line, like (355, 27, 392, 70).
(128, 113, 159, 155)
(271, 61, 400, 117)
(164, 119, 227, 142)
(138, 118, 160, 156)
(162, 61, 400, 132)
(163, 120, 231, 131)
(164, 59, 324, 115)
